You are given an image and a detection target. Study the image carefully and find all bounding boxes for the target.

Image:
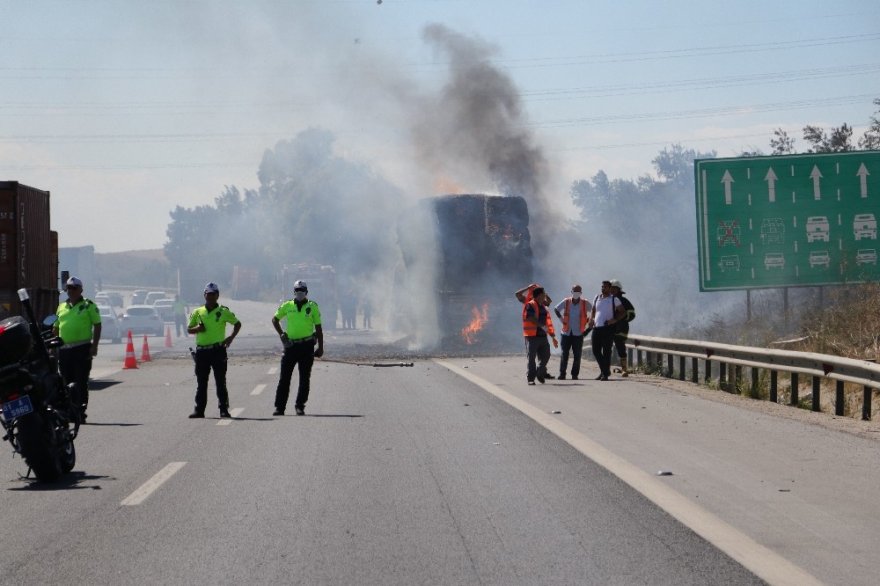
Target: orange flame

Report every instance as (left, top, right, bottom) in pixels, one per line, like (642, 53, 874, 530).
(461, 303, 489, 344)
(434, 177, 466, 195)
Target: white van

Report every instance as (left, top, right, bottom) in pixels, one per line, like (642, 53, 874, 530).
(805, 216, 830, 243)
(853, 214, 877, 240)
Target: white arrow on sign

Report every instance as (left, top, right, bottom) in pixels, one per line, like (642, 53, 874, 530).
(721, 170, 734, 204)
(764, 166, 777, 202)
(857, 163, 870, 198)
(810, 165, 823, 200)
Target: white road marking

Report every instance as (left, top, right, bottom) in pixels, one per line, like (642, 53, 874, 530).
(121, 462, 187, 506)
(434, 359, 822, 586)
(217, 407, 245, 425)
(250, 383, 267, 396)
(267, 367, 278, 375)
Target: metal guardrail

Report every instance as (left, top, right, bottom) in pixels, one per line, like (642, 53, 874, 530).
(626, 334, 877, 421)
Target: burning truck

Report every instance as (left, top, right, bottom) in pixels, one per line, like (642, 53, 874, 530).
(395, 194, 533, 349)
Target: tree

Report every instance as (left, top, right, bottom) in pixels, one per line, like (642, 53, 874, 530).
(769, 128, 795, 155)
(651, 144, 714, 187)
(858, 98, 880, 150)
(803, 124, 856, 153)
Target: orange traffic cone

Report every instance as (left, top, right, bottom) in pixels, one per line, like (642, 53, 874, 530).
(141, 334, 152, 362)
(165, 325, 173, 348)
(123, 331, 138, 369)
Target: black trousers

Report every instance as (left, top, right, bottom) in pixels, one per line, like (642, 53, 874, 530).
(274, 341, 315, 410)
(59, 344, 92, 409)
(559, 334, 584, 377)
(591, 325, 615, 378)
(194, 346, 229, 413)
(525, 335, 550, 381)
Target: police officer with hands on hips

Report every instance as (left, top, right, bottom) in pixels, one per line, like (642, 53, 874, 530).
(187, 282, 241, 419)
(54, 276, 101, 422)
(272, 280, 324, 416)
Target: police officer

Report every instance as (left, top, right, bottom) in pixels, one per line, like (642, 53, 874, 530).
(54, 276, 102, 422)
(187, 282, 241, 418)
(272, 280, 324, 416)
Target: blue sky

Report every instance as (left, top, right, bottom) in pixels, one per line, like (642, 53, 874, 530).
(2, 0, 878, 252)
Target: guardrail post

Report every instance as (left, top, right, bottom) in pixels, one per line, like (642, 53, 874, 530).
(835, 380, 845, 416)
(705, 360, 712, 384)
(751, 367, 759, 398)
(811, 376, 821, 412)
(636, 349, 642, 369)
(863, 386, 873, 421)
(719, 362, 727, 390)
(770, 370, 778, 403)
(691, 357, 698, 384)
(790, 373, 799, 406)
(678, 356, 685, 381)
(667, 354, 673, 378)
(734, 365, 742, 394)
(627, 347, 633, 369)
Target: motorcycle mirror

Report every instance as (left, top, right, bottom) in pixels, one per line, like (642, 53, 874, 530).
(42, 315, 58, 328)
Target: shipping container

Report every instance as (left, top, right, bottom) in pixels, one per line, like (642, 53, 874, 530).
(0, 182, 59, 320)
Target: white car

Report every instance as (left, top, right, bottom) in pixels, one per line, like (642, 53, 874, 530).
(153, 298, 175, 322)
(120, 305, 164, 337)
(97, 304, 122, 343)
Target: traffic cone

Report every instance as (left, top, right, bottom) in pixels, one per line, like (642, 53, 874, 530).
(123, 331, 138, 369)
(164, 325, 173, 348)
(141, 334, 152, 362)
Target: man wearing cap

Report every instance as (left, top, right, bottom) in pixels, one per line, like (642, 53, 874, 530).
(589, 279, 627, 381)
(187, 282, 241, 418)
(271, 280, 324, 416)
(610, 279, 634, 377)
(554, 284, 591, 380)
(54, 276, 102, 422)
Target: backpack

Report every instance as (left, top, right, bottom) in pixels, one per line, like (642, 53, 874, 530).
(618, 295, 636, 322)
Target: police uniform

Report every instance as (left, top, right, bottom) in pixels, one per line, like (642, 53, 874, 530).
(273, 297, 322, 415)
(188, 302, 240, 416)
(56, 295, 101, 416)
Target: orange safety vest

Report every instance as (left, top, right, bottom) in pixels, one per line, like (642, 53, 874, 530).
(562, 297, 589, 334)
(522, 299, 555, 337)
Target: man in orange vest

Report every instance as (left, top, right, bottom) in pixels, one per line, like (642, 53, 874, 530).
(553, 284, 591, 380)
(515, 283, 558, 385)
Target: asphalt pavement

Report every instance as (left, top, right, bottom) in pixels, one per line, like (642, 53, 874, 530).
(1, 314, 877, 584)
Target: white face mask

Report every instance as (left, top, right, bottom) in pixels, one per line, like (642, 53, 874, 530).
(294, 291, 307, 301)
(571, 292, 581, 300)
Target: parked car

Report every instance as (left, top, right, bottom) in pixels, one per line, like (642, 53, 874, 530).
(153, 298, 175, 322)
(144, 291, 168, 306)
(97, 304, 122, 343)
(131, 289, 149, 305)
(120, 305, 164, 337)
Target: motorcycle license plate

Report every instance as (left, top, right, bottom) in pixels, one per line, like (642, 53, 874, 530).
(1, 395, 34, 420)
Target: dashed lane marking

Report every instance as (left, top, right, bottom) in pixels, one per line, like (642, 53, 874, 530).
(250, 383, 267, 396)
(217, 407, 245, 425)
(121, 462, 187, 506)
(434, 359, 822, 586)
(267, 367, 278, 375)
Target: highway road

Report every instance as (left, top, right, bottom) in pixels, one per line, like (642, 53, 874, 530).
(0, 316, 877, 585)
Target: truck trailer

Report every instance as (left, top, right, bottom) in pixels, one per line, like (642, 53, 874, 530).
(0, 182, 59, 320)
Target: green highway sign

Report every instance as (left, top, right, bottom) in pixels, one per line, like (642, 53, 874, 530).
(695, 151, 880, 291)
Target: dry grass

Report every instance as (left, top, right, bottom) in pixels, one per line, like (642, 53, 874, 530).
(668, 284, 880, 420)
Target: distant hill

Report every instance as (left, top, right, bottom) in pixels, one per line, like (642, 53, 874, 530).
(96, 249, 174, 289)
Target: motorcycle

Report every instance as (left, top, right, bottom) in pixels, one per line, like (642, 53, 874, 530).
(0, 288, 79, 482)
